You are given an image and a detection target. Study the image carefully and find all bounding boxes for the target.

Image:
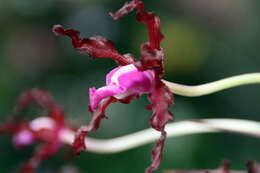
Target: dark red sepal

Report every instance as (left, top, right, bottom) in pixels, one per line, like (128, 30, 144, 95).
(138, 43, 164, 77)
(146, 130, 167, 173)
(136, 10, 164, 50)
(148, 82, 174, 131)
(53, 25, 135, 66)
(73, 97, 117, 154)
(73, 130, 88, 155)
(109, 0, 138, 20)
(110, 0, 164, 50)
(110, 0, 164, 73)
(73, 92, 141, 154)
(146, 81, 174, 172)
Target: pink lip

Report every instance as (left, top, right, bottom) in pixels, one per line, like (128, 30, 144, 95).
(89, 64, 155, 111)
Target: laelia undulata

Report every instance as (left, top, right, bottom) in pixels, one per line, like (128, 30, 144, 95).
(89, 64, 155, 111)
(0, 88, 71, 173)
(53, 0, 174, 172)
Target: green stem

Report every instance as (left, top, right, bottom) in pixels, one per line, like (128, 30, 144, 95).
(162, 73, 260, 97)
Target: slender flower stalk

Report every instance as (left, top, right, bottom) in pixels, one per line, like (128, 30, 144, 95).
(163, 73, 260, 97)
(59, 118, 260, 154)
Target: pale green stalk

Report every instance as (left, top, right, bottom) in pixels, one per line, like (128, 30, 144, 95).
(59, 118, 260, 154)
(162, 73, 260, 97)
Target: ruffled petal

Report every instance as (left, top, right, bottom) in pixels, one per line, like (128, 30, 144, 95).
(109, 0, 138, 20)
(139, 43, 165, 77)
(110, 0, 164, 50)
(148, 83, 174, 131)
(145, 81, 174, 173)
(73, 97, 117, 154)
(53, 25, 136, 66)
(110, 0, 164, 75)
(146, 131, 166, 173)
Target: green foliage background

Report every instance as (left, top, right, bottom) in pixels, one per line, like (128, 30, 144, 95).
(0, 0, 260, 172)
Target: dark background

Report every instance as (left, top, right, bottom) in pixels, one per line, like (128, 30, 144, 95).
(0, 0, 260, 172)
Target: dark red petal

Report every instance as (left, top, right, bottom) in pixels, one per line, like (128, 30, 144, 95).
(73, 130, 88, 155)
(73, 92, 140, 154)
(73, 97, 117, 154)
(146, 131, 166, 173)
(136, 11, 164, 50)
(110, 0, 164, 50)
(148, 82, 174, 131)
(53, 25, 135, 66)
(146, 81, 174, 172)
(109, 0, 138, 20)
(137, 43, 164, 77)
(110, 0, 164, 71)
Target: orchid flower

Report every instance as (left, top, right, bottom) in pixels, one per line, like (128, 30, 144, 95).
(53, 0, 174, 172)
(0, 88, 71, 173)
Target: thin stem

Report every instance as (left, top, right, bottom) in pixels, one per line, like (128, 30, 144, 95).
(59, 118, 260, 154)
(162, 73, 260, 97)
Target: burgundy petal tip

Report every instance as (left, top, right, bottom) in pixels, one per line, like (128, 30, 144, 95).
(109, 12, 118, 20)
(73, 131, 87, 155)
(72, 142, 86, 155)
(52, 24, 64, 36)
(109, 0, 138, 20)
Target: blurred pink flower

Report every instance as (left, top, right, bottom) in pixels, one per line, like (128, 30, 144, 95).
(0, 89, 72, 173)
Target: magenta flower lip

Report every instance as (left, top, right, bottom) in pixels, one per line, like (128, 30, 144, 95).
(89, 64, 155, 111)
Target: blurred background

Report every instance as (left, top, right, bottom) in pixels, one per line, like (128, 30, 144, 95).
(0, 0, 260, 172)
